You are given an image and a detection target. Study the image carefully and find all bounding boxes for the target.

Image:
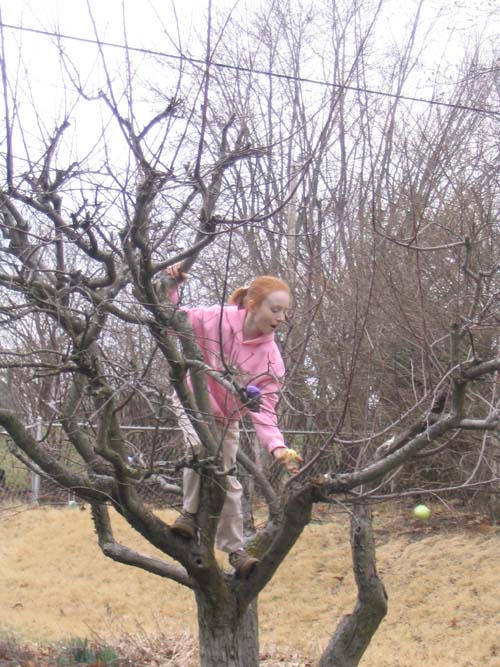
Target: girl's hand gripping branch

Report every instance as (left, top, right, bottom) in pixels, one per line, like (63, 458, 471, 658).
(166, 262, 189, 283)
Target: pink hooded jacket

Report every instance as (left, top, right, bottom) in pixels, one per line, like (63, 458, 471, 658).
(170, 287, 286, 454)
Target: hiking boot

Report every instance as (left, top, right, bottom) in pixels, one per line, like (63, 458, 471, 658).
(170, 511, 197, 539)
(229, 549, 259, 578)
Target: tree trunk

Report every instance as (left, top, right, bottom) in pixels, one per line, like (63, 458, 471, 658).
(196, 591, 259, 667)
(319, 502, 387, 667)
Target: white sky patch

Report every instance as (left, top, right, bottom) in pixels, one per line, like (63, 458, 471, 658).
(1, 0, 498, 175)
(2, 0, 497, 101)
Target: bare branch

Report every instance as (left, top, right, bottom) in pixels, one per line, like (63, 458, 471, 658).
(91, 502, 193, 588)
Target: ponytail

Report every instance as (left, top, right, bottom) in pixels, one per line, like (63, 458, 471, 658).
(228, 286, 249, 308)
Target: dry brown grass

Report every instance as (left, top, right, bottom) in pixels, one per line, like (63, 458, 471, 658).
(1, 502, 499, 666)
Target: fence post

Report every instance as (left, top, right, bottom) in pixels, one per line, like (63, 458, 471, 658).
(31, 418, 42, 504)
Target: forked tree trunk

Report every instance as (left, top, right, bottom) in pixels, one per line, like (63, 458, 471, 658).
(196, 591, 259, 667)
(319, 502, 387, 667)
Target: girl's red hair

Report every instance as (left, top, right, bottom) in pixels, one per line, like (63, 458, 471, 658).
(229, 276, 290, 309)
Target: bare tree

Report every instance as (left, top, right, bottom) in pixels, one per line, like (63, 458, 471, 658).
(2, 2, 500, 666)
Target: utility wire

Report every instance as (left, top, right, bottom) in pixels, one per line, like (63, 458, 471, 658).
(2, 21, 500, 119)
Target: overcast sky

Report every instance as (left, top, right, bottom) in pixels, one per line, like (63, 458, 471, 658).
(3, 0, 497, 74)
(1, 0, 497, 168)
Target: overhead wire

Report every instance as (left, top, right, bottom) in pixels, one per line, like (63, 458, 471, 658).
(1, 21, 499, 119)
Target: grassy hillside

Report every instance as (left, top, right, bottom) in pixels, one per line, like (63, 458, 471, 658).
(1, 502, 499, 666)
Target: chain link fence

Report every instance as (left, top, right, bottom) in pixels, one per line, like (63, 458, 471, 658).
(0, 421, 331, 514)
(0, 422, 186, 511)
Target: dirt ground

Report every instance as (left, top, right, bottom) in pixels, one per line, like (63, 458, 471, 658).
(1, 500, 500, 666)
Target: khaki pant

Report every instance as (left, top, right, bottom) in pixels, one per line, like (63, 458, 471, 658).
(176, 400, 244, 554)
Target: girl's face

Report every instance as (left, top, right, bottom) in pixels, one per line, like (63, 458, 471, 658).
(246, 290, 290, 337)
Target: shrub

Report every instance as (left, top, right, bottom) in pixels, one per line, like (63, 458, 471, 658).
(56, 637, 119, 666)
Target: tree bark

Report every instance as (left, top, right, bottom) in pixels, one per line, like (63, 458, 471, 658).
(196, 591, 259, 667)
(319, 502, 387, 667)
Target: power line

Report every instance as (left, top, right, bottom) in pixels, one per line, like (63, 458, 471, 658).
(2, 20, 500, 119)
